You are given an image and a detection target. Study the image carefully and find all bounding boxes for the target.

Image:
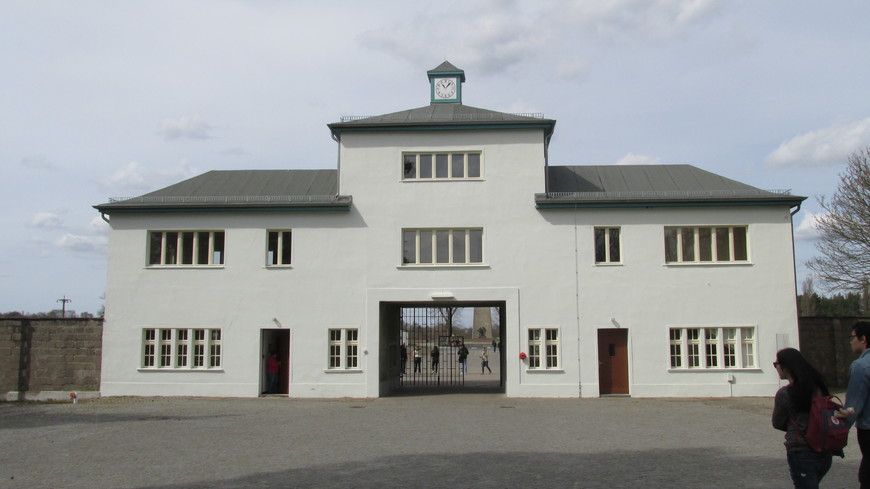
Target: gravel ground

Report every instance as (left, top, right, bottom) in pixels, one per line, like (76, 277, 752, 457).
(0, 394, 861, 488)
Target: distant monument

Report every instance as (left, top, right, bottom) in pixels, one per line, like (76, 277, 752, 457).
(472, 307, 492, 339)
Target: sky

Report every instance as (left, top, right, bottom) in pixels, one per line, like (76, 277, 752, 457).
(2, 0, 869, 315)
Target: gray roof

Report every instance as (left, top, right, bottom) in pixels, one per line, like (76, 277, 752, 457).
(94, 170, 351, 214)
(537, 165, 805, 208)
(329, 103, 556, 139)
(427, 61, 466, 82)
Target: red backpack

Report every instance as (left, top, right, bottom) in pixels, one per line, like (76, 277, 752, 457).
(805, 394, 850, 452)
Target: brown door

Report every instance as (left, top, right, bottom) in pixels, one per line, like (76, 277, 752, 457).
(598, 329, 629, 395)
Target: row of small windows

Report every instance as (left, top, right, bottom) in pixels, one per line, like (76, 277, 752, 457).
(142, 328, 222, 369)
(146, 225, 749, 268)
(139, 326, 757, 372)
(403, 152, 482, 180)
(595, 226, 749, 265)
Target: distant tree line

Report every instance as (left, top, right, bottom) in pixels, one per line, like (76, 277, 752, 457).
(0, 309, 101, 319)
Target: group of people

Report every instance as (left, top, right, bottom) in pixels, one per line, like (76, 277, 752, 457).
(773, 320, 870, 488)
(398, 343, 492, 375)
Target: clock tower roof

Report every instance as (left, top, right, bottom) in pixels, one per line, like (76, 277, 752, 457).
(427, 60, 466, 82)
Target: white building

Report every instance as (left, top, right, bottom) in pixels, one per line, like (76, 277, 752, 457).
(95, 62, 805, 398)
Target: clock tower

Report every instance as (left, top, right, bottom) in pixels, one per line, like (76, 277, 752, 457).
(428, 61, 465, 104)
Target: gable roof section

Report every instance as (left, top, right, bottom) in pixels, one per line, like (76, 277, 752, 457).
(328, 103, 556, 140)
(94, 169, 351, 214)
(537, 165, 805, 208)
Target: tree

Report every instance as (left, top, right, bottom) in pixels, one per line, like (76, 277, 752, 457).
(806, 147, 870, 310)
(799, 276, 817, 316)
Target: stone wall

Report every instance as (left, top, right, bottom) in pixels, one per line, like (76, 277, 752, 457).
(799, 316, 870, 389)
(0, 318, 102, 401)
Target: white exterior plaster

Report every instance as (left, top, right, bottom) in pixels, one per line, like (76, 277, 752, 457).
(99, 121, 801, 399)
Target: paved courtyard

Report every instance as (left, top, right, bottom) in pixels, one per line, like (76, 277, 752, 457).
(0, 393, 862, 488)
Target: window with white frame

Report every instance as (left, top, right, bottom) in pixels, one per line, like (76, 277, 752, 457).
(528, 328, 560, 369)
(402, 152, 482, 180)
(594, 227, 621, 264)
(328, 328, 359, 370)
(141, 328, 223, 369)
(668, 327, 756, 369)
(402, 228, 484, 265)
(664, 226, 748, 263)
(266, 230, 292, 266)
(148, 231, 225, 266)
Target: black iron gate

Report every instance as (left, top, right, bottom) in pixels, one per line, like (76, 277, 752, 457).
(399, 306, 466, 387)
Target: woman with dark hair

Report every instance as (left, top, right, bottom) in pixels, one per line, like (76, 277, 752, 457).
(772, 347, 840, 488)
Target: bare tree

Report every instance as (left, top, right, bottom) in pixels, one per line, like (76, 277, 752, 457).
(799, 276, 817, 317)
(806, 147, 870, 307)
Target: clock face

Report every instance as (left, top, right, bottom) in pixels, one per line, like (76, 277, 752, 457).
(434, 78, 456, 99)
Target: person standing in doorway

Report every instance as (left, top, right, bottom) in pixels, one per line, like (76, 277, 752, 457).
(480, 347, 492, 374)
(430, 345, 440, 373)
(413, 346, 422, 373)
(837, 321, 870, 488)
(772, 347, 839, 488)
(400, 344, 408, 376)
(266, 352, 280, 394)
(457, 343, 469, 374)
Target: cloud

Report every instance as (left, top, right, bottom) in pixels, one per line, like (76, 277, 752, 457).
(615, 152, 662, 165)
(794, 211, 823, 241)
(31, 212, 63, 229)
(157, 115, 216, 140)
(20, 155, 56, 170)
(96, 160, 199, 197)
(764, 118, 870, 168)
(55, 234, 108, 254)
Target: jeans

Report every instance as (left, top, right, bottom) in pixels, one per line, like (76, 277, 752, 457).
(459, 359, 467, 374)
(786, 450, 832, 489)
(859, 428, 870, 488)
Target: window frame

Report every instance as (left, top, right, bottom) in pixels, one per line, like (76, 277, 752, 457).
(594, 226, 622, 264)
(667, 326, 757, 370)
(147, 230, 225, 267)
(402, 151, 483, 181)
(527, 327, 561, 371)
(266, 230, 293, 267)
(664, 226, 749, 264)
(327, 327, 361, 371)
(140, 328, 223, 370)
(402, 228, 485, 266)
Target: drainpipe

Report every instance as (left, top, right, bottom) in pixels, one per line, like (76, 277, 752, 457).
(332, 132, 341, 196)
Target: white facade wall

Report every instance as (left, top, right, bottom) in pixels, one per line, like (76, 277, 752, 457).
(100, 126, 800, 398)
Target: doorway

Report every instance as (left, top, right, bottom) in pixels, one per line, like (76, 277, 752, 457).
(261, 329, 290, 395)
(597, 328, 629, 395)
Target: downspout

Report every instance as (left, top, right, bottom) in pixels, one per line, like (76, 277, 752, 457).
(331, 131, 341, 196)
(100, 212, 110, 224)
(789, 202, 803, 338)
(574, 212, 582, 397)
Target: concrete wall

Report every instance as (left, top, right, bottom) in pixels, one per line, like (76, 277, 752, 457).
(798, 316, 869, 389)
(0, 318, 102, 401)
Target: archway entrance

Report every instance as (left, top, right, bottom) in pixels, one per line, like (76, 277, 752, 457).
(380, 302, 505, 396)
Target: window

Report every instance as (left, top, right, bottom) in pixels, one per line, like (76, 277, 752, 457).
(148, 231, 225, 266)
(403, 152, 482, 180)
(594, 227, 621, 264)
(403, 228, 484, 265)
(328, 328, 359, 370)
(664, 226, 748, 263)
(668, 327, 756, 369)
(528, 328, 560, 369)
(141, 328, 223, 369)
(266, 230, 292, 266)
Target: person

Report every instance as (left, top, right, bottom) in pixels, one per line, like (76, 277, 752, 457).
(480, 346, 492, 374)
(772, 347, 839, 488)
(837, 321, 870, 488)
(430, 345, 440, 373)
(413, 346, 422, 373)
(266, 352, 280, 394)
(457, 343, 469, 374)
(400, 344, 407, 376)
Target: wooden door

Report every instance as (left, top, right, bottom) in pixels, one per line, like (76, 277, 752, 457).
(598, 329, 629, 395)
